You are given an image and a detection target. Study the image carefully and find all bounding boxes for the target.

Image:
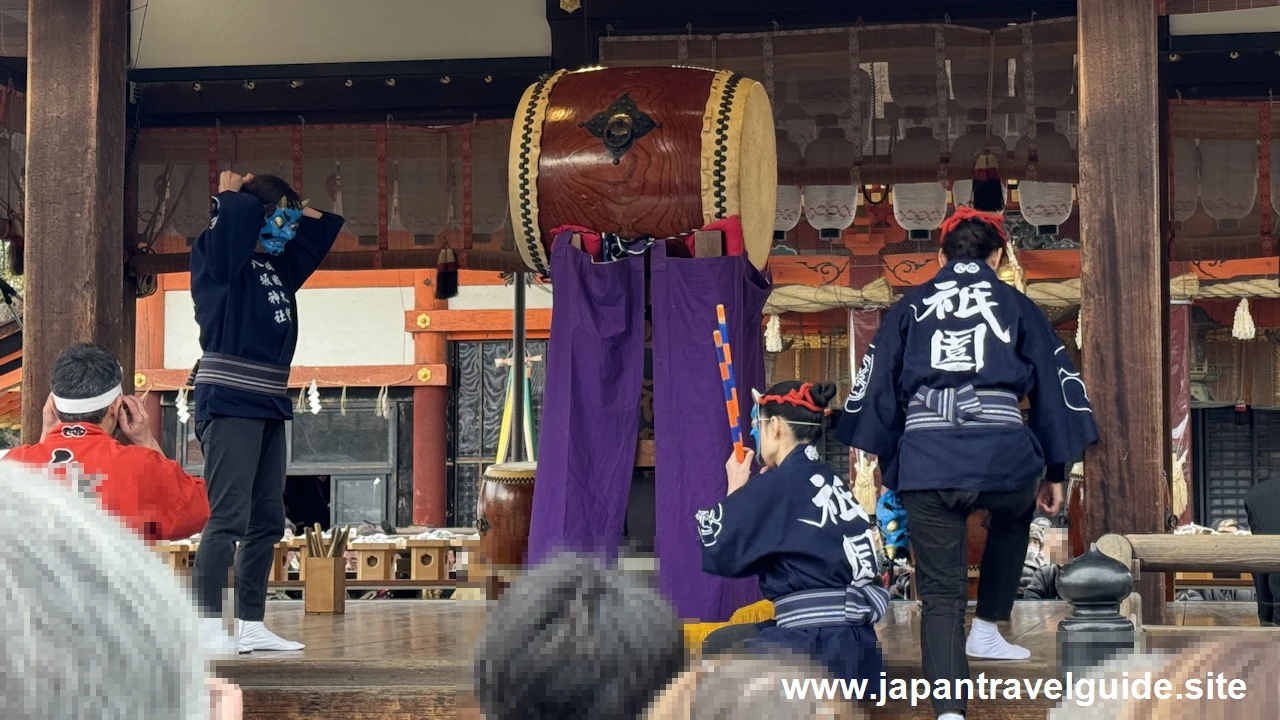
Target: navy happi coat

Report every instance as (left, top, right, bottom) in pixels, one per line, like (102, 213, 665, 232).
(836, 260, 1098, 493)
(698, 444, 886, 681)
(190, 191, 344, 422)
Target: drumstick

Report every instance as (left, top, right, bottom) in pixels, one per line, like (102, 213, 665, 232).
(713, 328, 746, 463)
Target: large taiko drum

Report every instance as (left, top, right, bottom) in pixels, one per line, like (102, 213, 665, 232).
(476, 461, 537, 569)
(508, 66, 777, 276)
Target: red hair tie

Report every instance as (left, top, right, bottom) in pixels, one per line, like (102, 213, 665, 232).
(758, 382, 823, 413)
(939, 206, 1007, 245)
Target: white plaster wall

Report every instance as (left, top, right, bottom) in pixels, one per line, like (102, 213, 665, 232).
(129, 0, 551, 68)
(164, 287, 415, 369)
(447, 283, 553, 310)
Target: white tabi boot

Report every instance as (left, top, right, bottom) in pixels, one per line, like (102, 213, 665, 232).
(202, 617, 244, 658)
(237, 619, 305, 652)
(965, 617, 1031, 660)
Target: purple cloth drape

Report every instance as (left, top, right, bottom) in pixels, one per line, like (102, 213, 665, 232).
(526, 236, 647, 566)
(650, 240, 770, 622)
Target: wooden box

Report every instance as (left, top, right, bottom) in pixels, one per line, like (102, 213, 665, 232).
(304, 557, 346, 614)
(355, 542, 400, 582)
(406, 539, 448, 582)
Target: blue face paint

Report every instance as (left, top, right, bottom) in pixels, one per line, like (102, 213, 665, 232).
(749, 399, 761, 451)
(260, 205, 304, 255)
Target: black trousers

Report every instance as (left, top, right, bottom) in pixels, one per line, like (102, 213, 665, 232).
(193, 417, 287, 622)
(900, 484, 1038, 716)
(1254, 572, 1280, 626)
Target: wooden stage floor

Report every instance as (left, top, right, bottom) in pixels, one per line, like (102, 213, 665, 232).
(217, 600, 1262, 720)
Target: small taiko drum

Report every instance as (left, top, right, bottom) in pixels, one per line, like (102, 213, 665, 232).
(508, 66, 777, 276)
(477, 461, 537, 569)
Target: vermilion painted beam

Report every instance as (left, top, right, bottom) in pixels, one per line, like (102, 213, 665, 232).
(135, 364, 449, 392)
(405, 309, 553, 334)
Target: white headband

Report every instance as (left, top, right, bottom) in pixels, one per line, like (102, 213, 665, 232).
(52, 385, 122, 414)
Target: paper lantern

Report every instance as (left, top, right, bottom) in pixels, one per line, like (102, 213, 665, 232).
(802, 115, 859, 240)
(392, 132, 449, 238)
(471, 124, 510, 235)
(775, 185, 803, 242)
(890, 110, 946, 240)
(951, 109, 1009, 169)
(893, 182, 948, 241)
(799, 78, 850, 120)
(1017, 30, 1075, 111)
(776, 78, 815, 154)
(775, 130, 804, 242)
(950, 46, 1010, 112)
(1014, 107, 1076, 235)
(1171, 137, 1199, 224)
(1199, 138, 1257, 229)
(887, 56, 939, 111)
(1017, 182, 1074, 235)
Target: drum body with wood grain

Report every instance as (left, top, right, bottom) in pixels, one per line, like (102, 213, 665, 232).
(477, 462, 537, 569)
(509, 66, 777, 276)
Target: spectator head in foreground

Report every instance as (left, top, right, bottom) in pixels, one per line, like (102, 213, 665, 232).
(1049, 638, 1280, 719)
(0, 462, 208, 719)
(473, 553, 685, 719)
(647, 652, 862, 720)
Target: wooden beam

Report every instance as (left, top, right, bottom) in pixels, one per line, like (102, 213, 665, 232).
(406, 309, 553, 334)
(132, 248, 530, 276)
(134, 365, 449, 392)
(23, 0, 129, 441)
(1110, 533, 1280, 574)
(1078, 0, 1170, 624)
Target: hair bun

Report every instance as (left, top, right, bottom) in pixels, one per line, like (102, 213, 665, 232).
(810, 382, 838, 408)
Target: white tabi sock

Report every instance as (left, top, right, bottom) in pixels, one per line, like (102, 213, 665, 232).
(202, 617, 242, 658)
(938, 713, 965, 720)
(965, 617, 1030, 660)
(238, 620, 305, 652)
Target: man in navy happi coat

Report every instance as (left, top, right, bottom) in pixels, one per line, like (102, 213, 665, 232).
(191, 171, 344, 655)
(836, 207, 1097, 720)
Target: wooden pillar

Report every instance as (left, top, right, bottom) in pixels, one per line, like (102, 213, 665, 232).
(22, 0, 129, 441)
(413, 271, 448, 526)
(1078, 0, 1169, 624)
(1169, 302, 1193, 526)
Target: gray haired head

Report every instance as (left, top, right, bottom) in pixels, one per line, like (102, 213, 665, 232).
(473, 553, 685, 719)
(0, 462, 207, 718)
(691, 654, 855, 720)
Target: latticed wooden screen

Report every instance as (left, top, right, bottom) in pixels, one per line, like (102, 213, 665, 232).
(1169, 101, 1277, 262)
(132, 121, 522, 273)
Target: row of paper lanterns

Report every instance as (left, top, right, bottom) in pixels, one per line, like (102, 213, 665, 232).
(778, 102, 1078, 241)
(776, 180, 1076, 241)
(1171, 137, 1280, 224)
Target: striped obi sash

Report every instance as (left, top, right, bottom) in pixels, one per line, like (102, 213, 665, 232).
(904, 385, 1023, 432)
(189, 352, 291, 397)
(773, 584, 890, 630)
